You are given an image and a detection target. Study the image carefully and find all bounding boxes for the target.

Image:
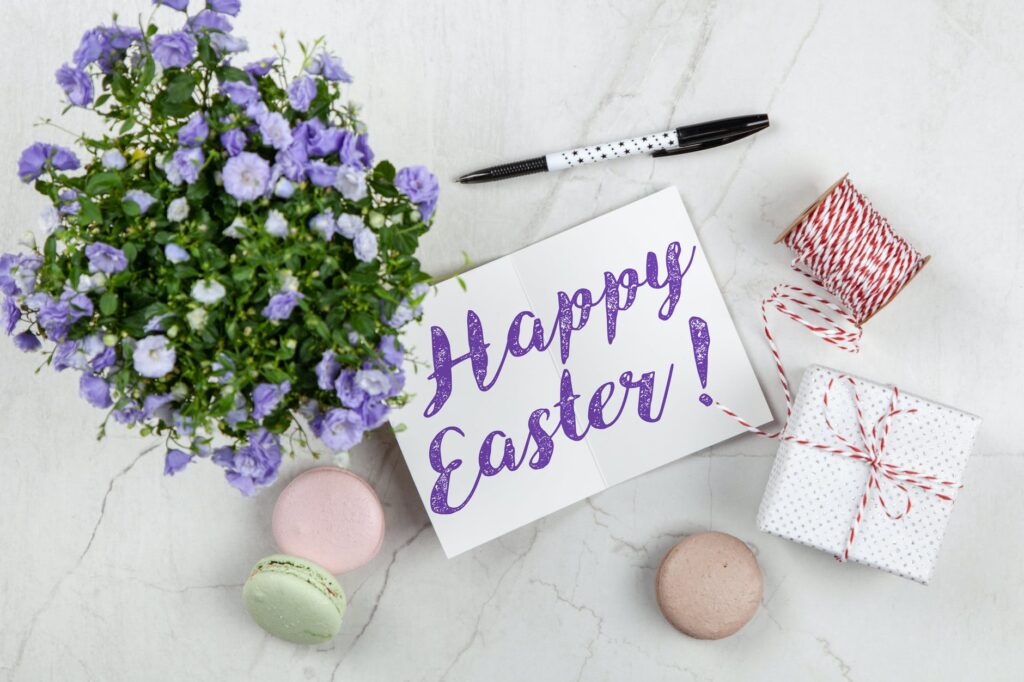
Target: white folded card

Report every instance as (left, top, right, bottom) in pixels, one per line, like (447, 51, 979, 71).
(391, 188, 771, 557)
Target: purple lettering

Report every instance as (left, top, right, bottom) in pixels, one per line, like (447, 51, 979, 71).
(428, 426, 482, 514)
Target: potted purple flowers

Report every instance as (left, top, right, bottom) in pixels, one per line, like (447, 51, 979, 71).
(1, 0, 439, 496)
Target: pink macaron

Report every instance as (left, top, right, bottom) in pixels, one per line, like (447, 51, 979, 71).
(272, 467, 385, 574)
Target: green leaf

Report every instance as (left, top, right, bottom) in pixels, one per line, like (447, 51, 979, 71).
(138, 56, 157, 91)
(153, 91, 198, 118)
(122, 243, 139, 262)
(44, 235, 57, 260)
(99, 292, 118, 316)
(350, 311, 375, 337)
(78, 198, 102, 225)
(85, 172, 123, 196)
(218, 66, 250, 83)
(185, 176, 210, 202)
(375, 160, 396, 183)
(306, 314, 331, 340)
(232, 266, 254, 282)
(262, 366, 290, 384)
(122, 199, 141, 217)
(165, 72, 196, 103)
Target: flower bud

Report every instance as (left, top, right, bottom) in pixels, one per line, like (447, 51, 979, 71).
(367, 211, 385, 228)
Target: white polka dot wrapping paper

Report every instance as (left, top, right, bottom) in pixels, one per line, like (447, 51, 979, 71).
(756, 365, 982, 584)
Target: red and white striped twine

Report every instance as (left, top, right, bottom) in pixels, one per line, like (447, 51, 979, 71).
(715, 176, 956, 561)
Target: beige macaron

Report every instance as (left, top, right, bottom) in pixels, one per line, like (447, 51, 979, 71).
(655, 531, 763, 639)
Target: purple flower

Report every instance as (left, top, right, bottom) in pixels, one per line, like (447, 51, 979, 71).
(245, 100, 269, 124)
(220, 128, 247, 156)
(288, 77, 317, 113)
(261, 291, 303, 321)
(113, 402, 144, 424)
(91, 346, 116, 372)
(244, 57, 276, 77)
(387, 369, 406, 398)
(224, 393, 248, 428)
(355, 368, 391, 397)
(101, 149, 127, 170)
(153, 0, 189, 10)
(85, 242, 128, 274)
(212, 429, 282, 495)
(13, 331, 41, 352)
(258, 112, 293, 150)
(308, 211, 335, 240)
(274, 144, 308, 182)
(220, 80, 259, 106)
(359, 399, 389, 429)
(395, 166, 440, 220)
(336, 214, 364, 239)
(151, 32, 197, 69)
(38, 290, 93, 341)
(17, 143, 79, 182)
(92, 25, 143, 73)
(222, 151, 270, 201)
(355, 133, 374, 169)
(209, 0, 241, 15)
(164, 449, 193, 476)
(274, 178, 295, 198)
(133, 335, 176, 378)
(0, 253, 42, 296)
(55, 65, 93, 107)
(79, 374, 113, 409)
(143, 392, 176, 421)
(353, 228, 378, 262)
(177, 112, 209, 147)
(318, 408, 364, 452)
(164, 243, 190, 263)
(315, 350, 341, 390)
(251, 380, 290, 420)
(52, 340, 82, 371)
(309, 127, 343, 158)
(308, 52, 352, 83)
(379, 335, 404, 367)
(2, 296, 20, 335)
(73, 28, 107, 68)
(166, 147, 205, 185)
(210, 33, 247, 55)
(334, 166, 367, 201)
(123, 189, 156, 214)
(51, 147, 80, 172)
(58, 189, 81, 215)
(335, 130, 361, 167)
(189, 10, 232, 33)
(106, 25, 142, 51)
(334, 369, 366, 409)
(306, 160, 337, 187)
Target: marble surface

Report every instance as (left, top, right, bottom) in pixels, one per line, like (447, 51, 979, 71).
(2, 0, 1023, 679)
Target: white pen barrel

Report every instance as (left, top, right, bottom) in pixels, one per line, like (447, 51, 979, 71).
(544, 130, 680, 171)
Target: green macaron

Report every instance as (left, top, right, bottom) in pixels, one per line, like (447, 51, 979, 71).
(243, 554, 347, 645)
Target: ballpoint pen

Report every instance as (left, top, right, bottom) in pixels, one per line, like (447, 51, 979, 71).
(456, 114, 769, 184)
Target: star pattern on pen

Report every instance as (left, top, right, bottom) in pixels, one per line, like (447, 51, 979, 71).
(558, 132, 679, 167)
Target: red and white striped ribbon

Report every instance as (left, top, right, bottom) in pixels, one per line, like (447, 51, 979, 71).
(714, 177, 956, 561)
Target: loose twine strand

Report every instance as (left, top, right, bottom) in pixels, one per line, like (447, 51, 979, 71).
(713, 177, 955, 562)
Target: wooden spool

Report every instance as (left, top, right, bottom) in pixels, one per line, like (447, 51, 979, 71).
(774, 174, 930, 325)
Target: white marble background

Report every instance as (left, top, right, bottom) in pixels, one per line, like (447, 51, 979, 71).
(2, 0, 1023, 679)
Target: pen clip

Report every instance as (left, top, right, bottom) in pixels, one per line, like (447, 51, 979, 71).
(652, 114, 769, 158)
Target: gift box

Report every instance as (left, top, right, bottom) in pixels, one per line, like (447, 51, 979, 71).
(756, 365, 981, 584)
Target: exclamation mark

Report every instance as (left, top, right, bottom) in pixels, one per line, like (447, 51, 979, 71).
(689, 317, 712, 406)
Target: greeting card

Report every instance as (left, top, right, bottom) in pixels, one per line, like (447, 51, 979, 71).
(391, 188, 771, 556)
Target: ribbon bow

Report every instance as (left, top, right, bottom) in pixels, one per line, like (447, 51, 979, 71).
(792, 374, 963, 562)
